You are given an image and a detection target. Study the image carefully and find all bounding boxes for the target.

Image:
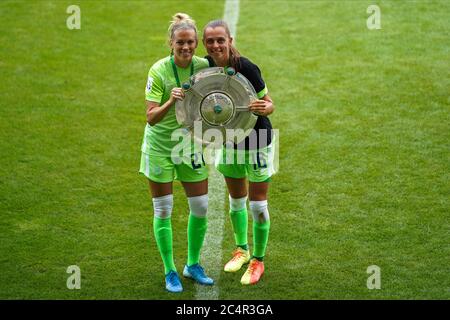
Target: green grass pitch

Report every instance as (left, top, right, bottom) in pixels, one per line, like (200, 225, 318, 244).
(0, 0, 448, 299)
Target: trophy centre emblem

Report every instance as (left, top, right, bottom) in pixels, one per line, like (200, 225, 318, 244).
(200, 91, 235, 126)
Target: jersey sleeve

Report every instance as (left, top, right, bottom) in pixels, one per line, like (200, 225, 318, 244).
(145, 66, 164, 103)
(240, 58, 268, 99)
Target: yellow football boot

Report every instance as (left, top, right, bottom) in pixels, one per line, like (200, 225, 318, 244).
(224, 247, 251, 272)
(240, 258, 264, 285)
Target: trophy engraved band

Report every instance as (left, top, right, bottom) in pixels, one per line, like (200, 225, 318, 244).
(175, 67, 258, 146)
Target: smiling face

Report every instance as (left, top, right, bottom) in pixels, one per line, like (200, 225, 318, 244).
(170, 28, 198, 67)
(203, 26, 232, 67)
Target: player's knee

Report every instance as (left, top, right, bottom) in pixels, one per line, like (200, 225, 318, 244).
(229, 195, 247, 211)
(249, 200, 270, 223)
(188, 194, 208, 218)
(152, 194, 173, 219)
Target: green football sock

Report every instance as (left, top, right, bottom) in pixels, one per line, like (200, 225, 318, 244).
(253, 220, 270, 258)
(153, 216, 176, 274)
(187, 213, 207, 266)
(230, 208, 248, 248)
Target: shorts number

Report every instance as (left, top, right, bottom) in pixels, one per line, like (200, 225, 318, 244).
(253, 152, 267, 170)
(191, 153, 206, 169)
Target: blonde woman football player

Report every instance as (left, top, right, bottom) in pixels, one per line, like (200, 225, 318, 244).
(140, 13, 213, 293)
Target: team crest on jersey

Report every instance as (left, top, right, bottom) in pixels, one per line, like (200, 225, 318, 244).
(146, 76, 154, 93)
(153, 166, 162, 175)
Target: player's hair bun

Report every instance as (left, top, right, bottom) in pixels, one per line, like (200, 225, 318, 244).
(168, 12, 197, 42)
(171, 13, 195, 25)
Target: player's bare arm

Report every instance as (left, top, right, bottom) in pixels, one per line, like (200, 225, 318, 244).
(146, 87, 185, 125)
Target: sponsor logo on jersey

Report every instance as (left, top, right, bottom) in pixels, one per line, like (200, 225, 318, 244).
(146, 76, 154, 93)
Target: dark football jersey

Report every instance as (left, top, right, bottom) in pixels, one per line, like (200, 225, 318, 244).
(206, 55, 273, 150)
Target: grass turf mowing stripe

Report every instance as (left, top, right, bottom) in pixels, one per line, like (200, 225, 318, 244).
(193, 0, 240, 300)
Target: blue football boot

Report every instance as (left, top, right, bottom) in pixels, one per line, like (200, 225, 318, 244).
(165, 270, 183, 293)
(183, 264, 214, 285)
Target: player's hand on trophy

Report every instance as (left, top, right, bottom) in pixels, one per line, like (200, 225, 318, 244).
(249, 99, 273, 116)
(170, 87, 185, 104)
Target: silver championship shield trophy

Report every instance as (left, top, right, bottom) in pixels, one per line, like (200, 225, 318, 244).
(175, 67, 258, 147)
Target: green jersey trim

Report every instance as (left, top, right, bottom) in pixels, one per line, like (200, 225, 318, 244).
(257, 87, 268, 99)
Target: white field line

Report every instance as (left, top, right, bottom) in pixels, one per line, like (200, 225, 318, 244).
(194, 0, 240, 300)
(193, 149, 226, 300)
(223, 0, 240, 38)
